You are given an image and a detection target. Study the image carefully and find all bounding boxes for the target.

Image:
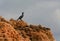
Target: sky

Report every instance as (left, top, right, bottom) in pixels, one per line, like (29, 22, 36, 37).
(0, 0, 60, 41)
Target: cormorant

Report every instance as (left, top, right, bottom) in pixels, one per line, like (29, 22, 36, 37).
(17, 12, 24, 20)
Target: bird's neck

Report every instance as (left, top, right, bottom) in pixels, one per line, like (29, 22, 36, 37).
(22, 14, 23, 15)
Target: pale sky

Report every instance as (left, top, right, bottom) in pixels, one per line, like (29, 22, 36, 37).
(0, 0, 60, 41)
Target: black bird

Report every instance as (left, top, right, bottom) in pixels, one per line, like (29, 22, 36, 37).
(17, 12, 24, 20)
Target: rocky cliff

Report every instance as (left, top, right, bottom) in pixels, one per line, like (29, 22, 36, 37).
(0, 16, 55, 41)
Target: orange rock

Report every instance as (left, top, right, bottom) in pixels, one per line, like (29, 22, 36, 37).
(9, 18, 28, 28)
(17, 20, 28, 27)
(0, 16, 55, 41)
(0, 22, 24, 41)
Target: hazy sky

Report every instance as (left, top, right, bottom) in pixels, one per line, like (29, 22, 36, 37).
(0, 0, 60, 41)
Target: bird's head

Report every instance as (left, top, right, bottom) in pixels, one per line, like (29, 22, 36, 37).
(22, 12, 24, 15)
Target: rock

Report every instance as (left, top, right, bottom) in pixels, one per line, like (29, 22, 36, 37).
(0, 22, 24, 41)
(9, 18, 28, 28)
(15, 24, 55, 41)
(0, 16, 55, 41)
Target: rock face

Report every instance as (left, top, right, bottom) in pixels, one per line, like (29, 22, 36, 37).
(0, 16, 55, 41)
(0, 22, 25, 41)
